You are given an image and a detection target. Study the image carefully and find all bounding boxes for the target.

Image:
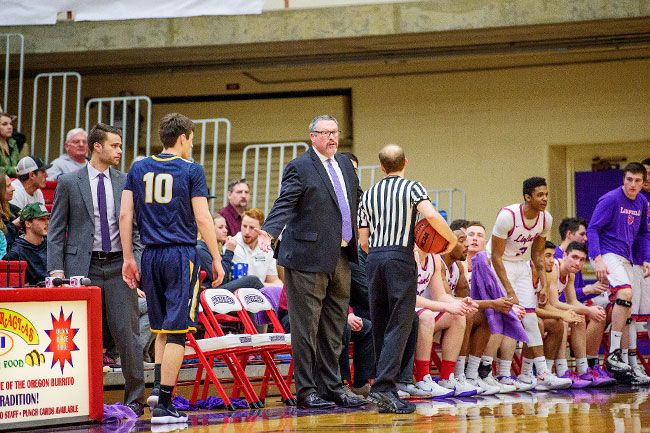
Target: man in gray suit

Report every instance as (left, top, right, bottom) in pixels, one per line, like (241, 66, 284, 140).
(47, 123, 145, 415)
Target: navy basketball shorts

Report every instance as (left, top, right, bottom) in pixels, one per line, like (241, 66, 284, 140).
(141, 245, 201, 334)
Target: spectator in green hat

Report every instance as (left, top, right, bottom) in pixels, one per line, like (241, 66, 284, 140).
(5, 203, 50, 285)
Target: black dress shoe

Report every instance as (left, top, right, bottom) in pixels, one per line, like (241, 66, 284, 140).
(126, 401, 145, 417)
(297, 393, 336, 409)
(368, 391, 415, 414)
(327, 390, 368, 408)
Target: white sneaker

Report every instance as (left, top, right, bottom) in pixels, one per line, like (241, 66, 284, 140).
(535, 372, 572, 391)
(631, 365, 650, 385)
(397, 382, 431, 398)
(415, 374, 455, 398)
(517, 373, 538, 390)
(438, 373, 479, 397)
(483, 373, 516, 393)
(467, 376, 499, 396)
(498, 375, 535, 392)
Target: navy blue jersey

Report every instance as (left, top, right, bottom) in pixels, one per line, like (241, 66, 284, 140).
(125, 153, 209, 246)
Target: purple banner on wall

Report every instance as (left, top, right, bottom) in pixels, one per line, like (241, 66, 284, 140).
(574, 169, 623, 223)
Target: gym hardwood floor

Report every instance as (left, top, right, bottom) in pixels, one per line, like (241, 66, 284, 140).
(22, 386, 650, 433)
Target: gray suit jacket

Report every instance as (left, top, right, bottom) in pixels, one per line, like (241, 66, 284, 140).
(47, 165, 139, 277)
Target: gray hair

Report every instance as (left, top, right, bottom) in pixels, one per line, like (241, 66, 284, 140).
(65, 128, 87, 143)
(309, 115, 339, 132)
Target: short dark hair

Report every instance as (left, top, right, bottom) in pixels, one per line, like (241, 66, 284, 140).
(159, 113, 194, 149)
(545, 240, 556, 250)
(565, 241, 588, 256)
(642, 157, 650, 166)
(558, 217, 587, 241)
(340, 152, 358, 166)
(88, 123, 122, 153)
(378, 144, 405, 173)
(523, 177, 547, 198)
(450, 219, 470, 230)
(623, 162, 647, 181)
(466, 220, 485, 230)
(227, 178, 249, 193)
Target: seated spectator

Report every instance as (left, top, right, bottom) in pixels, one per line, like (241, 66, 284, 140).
(0, 170, 20, 250)
(232, 208, 282, 286)
(218, 178, 250, 236)
(0, 113, 22, 177)
(197, 213, 264, 292)
(5, 203, 49, 285)
(10, 156, 50, 210)
(47, 128, 88, 180)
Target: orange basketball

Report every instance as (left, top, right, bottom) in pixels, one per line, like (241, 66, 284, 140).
(414, 219, 449, 254)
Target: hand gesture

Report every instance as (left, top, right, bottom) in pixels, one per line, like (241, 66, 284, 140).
(122, 257, 140, 289)
(461, 297, 479, 314)
(492, 297, 514, 314)
(255, 229, 273, 252)
(347, 313, 363, 332)
(563, 310, 584, 324)
(588, 305, 606, 322)
(224, 236, 237, 251)
(212, 260, 225, 287)
(594, 259, 609, 284)
(511, 304, 527, 320)
(584, 281, 608, 295)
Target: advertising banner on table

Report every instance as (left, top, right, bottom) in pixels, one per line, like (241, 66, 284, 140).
(0, 288, 102, 429)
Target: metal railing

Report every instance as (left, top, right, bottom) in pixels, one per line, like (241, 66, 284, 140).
(31, 72, 82, 163)
(427, 188, 466, 223)
(357, 164, 380, 190)
(191, 118, 232, 211)
(241, 142, 309, 215)
(85, 96, 152, 171)
(0, 33, 24, 129)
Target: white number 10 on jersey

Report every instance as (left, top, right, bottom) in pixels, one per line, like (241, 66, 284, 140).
(143, 172, 174, 204)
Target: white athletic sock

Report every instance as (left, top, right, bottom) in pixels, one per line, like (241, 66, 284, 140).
(466, 355, 481, 379)
(497, 359, 512, 378)
(629, 324, 638, 367)
(534, 356, 549, 376)
(456, 356, 466, 377)
(575, 358, 588, 375)
(621, 349, 629, 363)
(556, 359, 569, 376)
(521, 357, 534, 376)
(480, 355, 494, 366)
(610, 331, 623, 352)
(546, 359, 554, 373)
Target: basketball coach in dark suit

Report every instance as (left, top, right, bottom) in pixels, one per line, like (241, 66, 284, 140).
(257, 115, 366, 409)
(47, 123, 145, 415)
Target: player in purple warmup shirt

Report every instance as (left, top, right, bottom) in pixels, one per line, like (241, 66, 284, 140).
(586, 162, 650, 383)
(629, 158, 650, 383)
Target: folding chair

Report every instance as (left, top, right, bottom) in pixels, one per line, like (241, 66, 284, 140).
(0, 260, 28, 287)
(234, 288, 296, 406)
(42, 180, 57, 212)
(179, 289, 263, 410)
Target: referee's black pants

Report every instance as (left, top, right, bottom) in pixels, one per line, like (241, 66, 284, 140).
(366, 246, 418, 393)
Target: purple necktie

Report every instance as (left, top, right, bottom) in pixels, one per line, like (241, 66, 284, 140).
(97, 173, 111, 253)
(327, 158, 352, 243)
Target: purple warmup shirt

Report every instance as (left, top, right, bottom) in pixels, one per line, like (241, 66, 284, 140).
(632, 189, 650, 265)
(587, 187, 650, 264)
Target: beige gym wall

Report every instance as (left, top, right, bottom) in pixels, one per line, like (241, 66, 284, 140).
(17, 56, 650, 239)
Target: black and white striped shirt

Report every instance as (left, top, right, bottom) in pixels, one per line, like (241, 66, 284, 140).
(358, 176, 429, 248)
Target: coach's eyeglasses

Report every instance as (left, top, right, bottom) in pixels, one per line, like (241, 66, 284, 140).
(312, 130, 340, 137)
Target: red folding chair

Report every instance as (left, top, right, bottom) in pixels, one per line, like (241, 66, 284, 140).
(233, 288, 296, 406)
(42, 180, 57, 205)
(0, 260, 28, 287)
(178, 289, 264, 409)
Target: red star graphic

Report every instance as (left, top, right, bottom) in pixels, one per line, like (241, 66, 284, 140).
(45, 307, 80, 373)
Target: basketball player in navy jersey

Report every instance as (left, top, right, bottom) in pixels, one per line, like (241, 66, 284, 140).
(120, 113, 225, 424)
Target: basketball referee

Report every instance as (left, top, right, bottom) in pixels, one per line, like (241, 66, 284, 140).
(358, 144, 456, 414)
